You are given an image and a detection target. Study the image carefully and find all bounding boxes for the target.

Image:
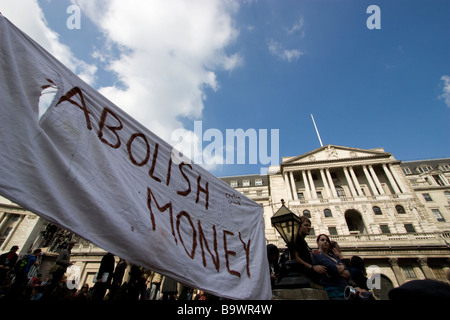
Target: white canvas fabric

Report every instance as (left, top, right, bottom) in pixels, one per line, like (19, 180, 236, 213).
(0, 15, 271, 300)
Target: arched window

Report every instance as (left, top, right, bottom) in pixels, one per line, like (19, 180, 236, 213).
(373, 206, 382, 215)
(303, 210, 311, 218)
(324, 208, 332, 217)
(336, 186, 346, 199)
(395, 205, 406, 214)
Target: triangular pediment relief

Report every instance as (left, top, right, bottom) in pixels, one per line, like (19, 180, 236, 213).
(282, 145, 391, 165)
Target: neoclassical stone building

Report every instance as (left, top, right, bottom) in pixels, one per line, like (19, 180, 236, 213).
(231, 145, 450, 299)
(1, 144, 449, 299)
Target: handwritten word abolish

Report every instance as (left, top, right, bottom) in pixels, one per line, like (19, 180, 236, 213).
(55, 86, 252, 278)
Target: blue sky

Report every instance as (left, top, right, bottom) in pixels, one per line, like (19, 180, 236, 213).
(1, 0, 449, 177)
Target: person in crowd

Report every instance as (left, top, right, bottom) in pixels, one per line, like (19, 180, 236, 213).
(349, 255, 369, 291)
(128, 264, 145, 300)
(43, 241, 75, 299)
(293, 216, 327, 281)
(0, 245, 19, 285)
(330, 241, 344, 260)
(109, 258, 127, 299)
(312, 234, 350, 300)
(148, 271, 162, 300)
(30, 285, 44, 300)
(92, 252, 115, 300)
(9, 248, 41, 299)
(194, 289, 207, 300)
(74, 283, 90, 300)
(267, 244, 281, 289)
(161, 276, 178, 300)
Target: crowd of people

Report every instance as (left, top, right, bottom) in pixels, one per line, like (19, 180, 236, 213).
(268, 215, 375, 300)
(0, 242, 219, 301)
(2, 215, 450, 301)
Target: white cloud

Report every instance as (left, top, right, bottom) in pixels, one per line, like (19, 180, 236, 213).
(286, 15, 305, 38)
(0, 0, 97, 85)
(440, 75, 450, 108)
(74, 0, 242, 144)
(1, 0, 241, 171)
(268, 39, 303, 62)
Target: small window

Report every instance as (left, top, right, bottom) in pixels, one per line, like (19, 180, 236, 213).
(303, 210, 311, 218)
(395, 205, 406, 214)
(404, 224, 416, 233)
(445, 191, 450, 200)
(402, 266, 417, 279)
(423, 193, 433, 202)
(324, 209, 332, 217)
(254, 179, 263, 186)
(402, 168, 412, 174)
(336, 186, 346, 199)
(432, 175, 445, 186)
(432, 209, 445, 222)
(328, 227, 338, 235)
(439, 164, 450, 171)
(230, 181, 238, 188)
(297, 192, 304, 201)
(430, 266, 447, 279)
(309, 227, 315, 237)
(373, 206, 383, 215)
(380, 225, 391, 234)
(242, 180, 250, 187)
(417, 166, 433, 173)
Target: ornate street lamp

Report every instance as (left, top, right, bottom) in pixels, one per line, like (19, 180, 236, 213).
(270, 199, 302, 249)
(270, 200, 311, 290)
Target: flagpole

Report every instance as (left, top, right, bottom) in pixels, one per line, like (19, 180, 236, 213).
(310, 114, 323, 147)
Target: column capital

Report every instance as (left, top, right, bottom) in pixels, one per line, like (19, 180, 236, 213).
(388, 258, 399, 266)
(417, 257, 428, 266)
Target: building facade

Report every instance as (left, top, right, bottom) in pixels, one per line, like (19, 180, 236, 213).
(222, 145, 450, 299)
(1, 144, 449, 299)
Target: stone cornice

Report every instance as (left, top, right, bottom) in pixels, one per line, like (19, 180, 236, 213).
(281, 155, 400, 173)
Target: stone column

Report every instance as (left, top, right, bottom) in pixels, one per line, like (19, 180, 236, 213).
(301, 170, 312, 200)
(283, 172, 293, 201)
(307, 170, 317, 199)
(325, 169, 338, 198)
(417, 258, 436, 279)
(0, 212, 10, 231)
(389, 258, 406, 286)
(389, 164, 407, 192)
(382, 163, 401, 194)
(0, 214, 25, 251)
(349, 166, 363, 196)
(369, 165, 385, 195)
(439, 173, 449, 185)
(362, 165, 378, 195)
(289, 171, 298, 200)
(343, 166, 357, 197)
(319, 169, 331, 198)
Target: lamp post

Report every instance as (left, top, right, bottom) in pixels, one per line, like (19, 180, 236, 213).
(270, 200, 311, 290)
(271, 199, 302, 251)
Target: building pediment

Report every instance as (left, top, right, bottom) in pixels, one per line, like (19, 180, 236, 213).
(281, 145, 392, 165)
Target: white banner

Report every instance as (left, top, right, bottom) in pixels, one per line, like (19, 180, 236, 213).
(0, 15, 271, 300)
